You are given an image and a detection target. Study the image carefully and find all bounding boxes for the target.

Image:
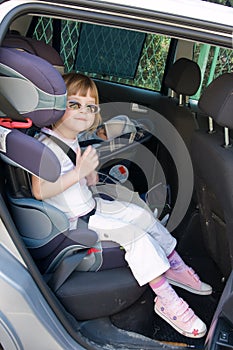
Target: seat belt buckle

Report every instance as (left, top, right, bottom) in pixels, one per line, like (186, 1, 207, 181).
(0, 117, 32, 129)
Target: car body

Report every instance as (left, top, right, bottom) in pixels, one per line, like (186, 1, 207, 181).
(0, 0, 233, 349)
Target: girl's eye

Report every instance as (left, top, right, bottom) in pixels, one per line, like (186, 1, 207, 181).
(85, 105, 92, 113)
(86, 104, 100, 114)
(67, 101, 100, 114)
(67, 101, 81, 110)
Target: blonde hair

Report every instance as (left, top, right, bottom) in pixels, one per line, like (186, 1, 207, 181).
(63, 73, 102, 132)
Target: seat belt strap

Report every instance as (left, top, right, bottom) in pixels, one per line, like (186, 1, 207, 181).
(41, 132, 77, 165)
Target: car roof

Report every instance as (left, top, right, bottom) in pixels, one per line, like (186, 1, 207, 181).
(0, 0, 233, 48)
(97, 0, 233, 26)
(1, 0, 233, 24)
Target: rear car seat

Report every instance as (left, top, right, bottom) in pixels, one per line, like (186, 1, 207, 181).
(190, 72, 233, 279)
(156, 57, 201, 149)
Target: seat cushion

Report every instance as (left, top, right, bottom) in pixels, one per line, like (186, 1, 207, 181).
(56, 267, 147, 320)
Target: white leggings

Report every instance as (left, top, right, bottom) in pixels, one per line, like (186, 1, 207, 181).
(87, 198, 176, 286)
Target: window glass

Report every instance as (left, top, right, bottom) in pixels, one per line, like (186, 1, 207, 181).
(32, 17, 171, 91)
(75, 23, 146, 79)
(60, 20, 80, 73)
(74, 22, 170, 91)
(192, 43, 233, 99)
(32, 17, 232, 95)
(33, 17, 53, 44)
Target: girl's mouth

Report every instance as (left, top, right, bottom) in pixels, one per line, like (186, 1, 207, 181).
(74, 117, 87, 121)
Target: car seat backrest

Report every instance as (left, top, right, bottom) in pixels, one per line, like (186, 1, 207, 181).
(190, 72, 233, 278)
(198, 72, 233, 129)
(156, 57, 201, 146)
(0, 45, 100, 273)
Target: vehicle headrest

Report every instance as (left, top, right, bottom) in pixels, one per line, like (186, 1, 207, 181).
(165, 58, 201, 96)
(0, 46, 65, 180)
(198, 72, 233, 128)
(3, 33, 64, 74)
(0, 47, 66, 127)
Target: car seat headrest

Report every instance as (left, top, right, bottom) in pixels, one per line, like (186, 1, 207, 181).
(3, 34, 65, 74)
(165, 58, 201, 96)
(0, 47, 66, 128)
(0, 46, 64, 180)
(198, 72, 233, 128)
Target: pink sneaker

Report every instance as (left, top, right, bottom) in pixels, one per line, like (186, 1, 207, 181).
(154, 296, 207, 338)
(165, 267, 212, 295)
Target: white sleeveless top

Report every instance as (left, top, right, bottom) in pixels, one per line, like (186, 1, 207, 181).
(39, 127, 96, 220)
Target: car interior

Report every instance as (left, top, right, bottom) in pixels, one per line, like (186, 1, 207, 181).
(0, 3, 233, 350)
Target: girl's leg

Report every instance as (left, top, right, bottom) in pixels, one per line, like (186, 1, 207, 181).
(149, 276, 207, 338)
(165, 250, 212, 295)
(88, 199, 207, 338)
(90, 198, 211, 292)
(89, 209, 171, 286)
(93, 198, 177, 255)
(145, 218, 212, 295)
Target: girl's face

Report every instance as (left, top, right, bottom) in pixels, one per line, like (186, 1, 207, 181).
(55, 88, 97, 139)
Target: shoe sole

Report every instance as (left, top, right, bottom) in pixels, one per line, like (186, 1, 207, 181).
(154, 301, 207, 338)
(166, 278, 212, 295)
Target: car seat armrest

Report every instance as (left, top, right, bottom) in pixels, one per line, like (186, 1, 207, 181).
(44, 229, 98, 274)
(68, 228, 98, 248)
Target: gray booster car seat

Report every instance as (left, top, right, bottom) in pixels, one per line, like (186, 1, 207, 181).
(0, 45, 147, 320)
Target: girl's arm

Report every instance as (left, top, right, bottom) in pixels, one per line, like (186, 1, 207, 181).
(32, 146, 99, 200)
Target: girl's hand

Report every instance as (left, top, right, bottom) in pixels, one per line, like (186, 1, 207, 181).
(86, 170, 99, 186)
(32, 146, 99, 200)
(74, 146, 99, 180)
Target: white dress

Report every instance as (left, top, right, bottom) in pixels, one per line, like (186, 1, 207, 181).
(40, 128, 176, 286)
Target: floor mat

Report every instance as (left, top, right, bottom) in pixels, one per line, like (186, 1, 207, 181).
(111, 255, 224, 347)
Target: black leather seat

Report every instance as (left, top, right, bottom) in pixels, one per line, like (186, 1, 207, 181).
(190, 72, 233, 279)
(156, 57, 201, 149)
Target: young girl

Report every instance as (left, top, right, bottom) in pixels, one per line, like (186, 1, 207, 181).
(32, 73, 212, 339)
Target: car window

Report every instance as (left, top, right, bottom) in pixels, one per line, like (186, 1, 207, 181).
(32, 16, 232, 96)
(75, 23, 146, 79)
(192, 43, 233, 99)
(33, 17, 171, 91)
